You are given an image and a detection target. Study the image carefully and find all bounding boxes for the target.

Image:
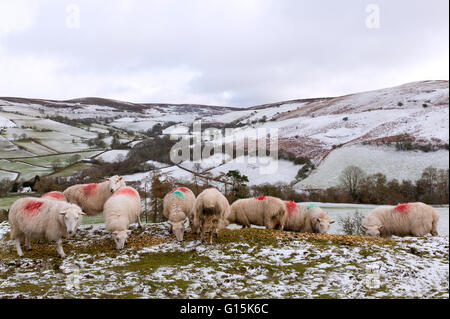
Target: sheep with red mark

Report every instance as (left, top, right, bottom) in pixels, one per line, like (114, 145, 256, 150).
(362, 202, 439, 237)
(227, 196, 286, 230)
(103, 186, 142, 250)
(8, 197, 85, 258)
(42, 191, 67, 201)
(163, 187, 196, 241)
(283, 202, 335, 234)
(63, 175, 126, 216)
(191, 188, 230, 244)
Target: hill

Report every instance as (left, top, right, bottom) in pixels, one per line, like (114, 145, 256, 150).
(0, 80, 448, 188)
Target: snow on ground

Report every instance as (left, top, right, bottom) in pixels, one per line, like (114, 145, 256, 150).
(179, 153, 232, 172)
(162, 124, 189, 135)
(0, 222, 447, 299)
(111, 114, 197, 133)
(95, 150, 130, 163)
(208, 156, 303, 185)
(0, 116, 16, 128)
(202, 103, 305, 124)
(203, 109, 254, 124)
(111, 118, 160, 132)
(13, 119, 96, 139)
(122, 165, 192, 183)
(145, 160, 169, 169)
(297, 145, 449, 189)
(0, 170, 18, 180)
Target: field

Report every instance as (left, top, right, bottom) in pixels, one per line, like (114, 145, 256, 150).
(298, 145, 450, 189)
(0, 82, 448, 299)
(0, 222, 448, 298)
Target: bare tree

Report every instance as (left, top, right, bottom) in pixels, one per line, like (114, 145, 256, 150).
(192, 163, 203, 194)
(339, 166, 366, 201)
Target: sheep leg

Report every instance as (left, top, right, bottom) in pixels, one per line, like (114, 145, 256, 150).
(209, 232, 213, 245)
(137, 215, 143, 228)
(431, 219, 438, 236)
(56, 239, 66, 258)
(25, 237, 32, 251)
(15, 238, 24, 257)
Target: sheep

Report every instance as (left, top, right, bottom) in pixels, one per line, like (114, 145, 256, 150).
(9, 197, 85, 258)
(227, 196, 286, 230)
(63, 175, 126, 216)
(103, 186, 142, 250)
(42, 191, 67, 201)
(283, 202, 335, 233)
(192, 188, 230, 244)
(163, 187, 196, 241)
(362, 202, 439, 237)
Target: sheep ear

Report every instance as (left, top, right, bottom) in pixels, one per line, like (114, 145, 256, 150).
(59, 211, 66, 215)
(329, 219, 335, 224)
(119, 176, 123, 181)
(379, 225, 384, 230)
(361, 225, 368, 231)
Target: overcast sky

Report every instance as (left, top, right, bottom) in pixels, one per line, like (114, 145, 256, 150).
(0, 0, 448, 107)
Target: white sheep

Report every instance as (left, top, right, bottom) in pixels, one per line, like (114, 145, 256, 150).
(362, 202, 439, 237)
(192, 188, 230, 244)
(42, 191, 67, 201)
(163, 187, 196, 241)
(283, 202, 335, 233)
(9, 197, 85, 258)
(227, 196, 286, 230)
(63, 175, 126, 216)
(103, 186, 142, 250)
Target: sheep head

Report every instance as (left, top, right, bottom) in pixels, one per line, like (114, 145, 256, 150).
(60, 205, 85, 237)
(362, 224, 384, 237)
(112, 230, 131, 250)
(312, 213, 335, 234)
(169, 204, 186, 241)
(107, 175, 126, 193)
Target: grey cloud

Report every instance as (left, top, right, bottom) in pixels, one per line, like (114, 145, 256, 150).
(0, 0, 448, 106)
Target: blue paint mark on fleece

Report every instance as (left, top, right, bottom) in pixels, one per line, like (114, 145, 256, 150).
(306, 203, 317, 210)
(172, 191, 184, 198)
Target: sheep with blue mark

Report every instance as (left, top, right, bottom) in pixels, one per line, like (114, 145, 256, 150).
(163, 187, 196, 241)
(283, 202, 335, 234)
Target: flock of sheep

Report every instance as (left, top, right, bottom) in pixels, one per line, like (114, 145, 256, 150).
(7, 176, 440, 258)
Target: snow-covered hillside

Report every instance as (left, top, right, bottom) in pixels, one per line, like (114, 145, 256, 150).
(0, 116, 16, 128)
(297, 145, 449, 189)
(0, 80, 448, 188)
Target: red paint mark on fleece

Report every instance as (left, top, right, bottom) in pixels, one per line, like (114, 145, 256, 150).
(170, 187, 189, 193)
(23, 200, 43, 217)
(285, 201, 297, 216)
(113, 187, 138, 197)
(82, 184, 98, 196)
(255, 196, 267, 201)
(394, 203, 410, 214)
(42, 192, 66, 201)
